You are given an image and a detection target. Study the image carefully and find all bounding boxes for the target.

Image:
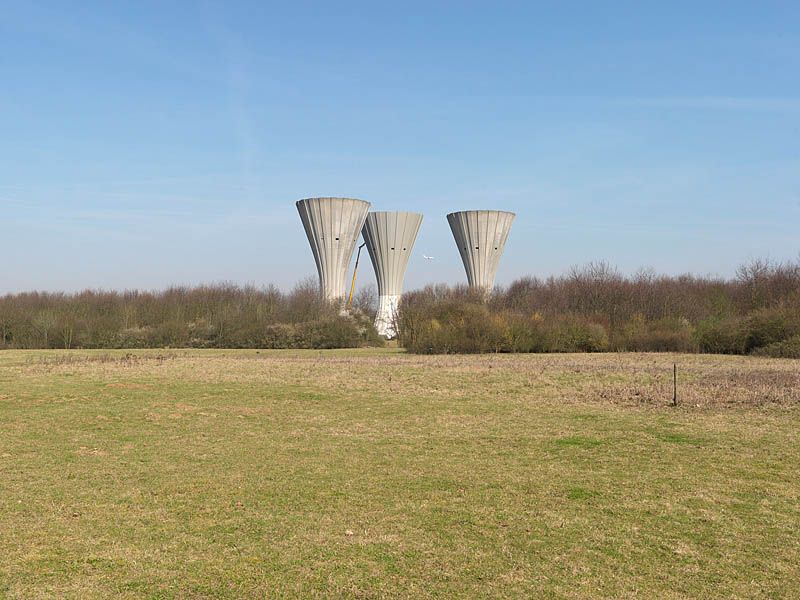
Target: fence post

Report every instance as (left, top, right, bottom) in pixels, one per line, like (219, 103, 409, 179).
(672, 363, 678, 407)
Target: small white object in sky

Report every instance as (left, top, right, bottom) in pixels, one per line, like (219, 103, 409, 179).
(423, 254, 435, 260)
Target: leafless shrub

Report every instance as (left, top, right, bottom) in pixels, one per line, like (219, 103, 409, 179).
(0, 280, 381, 350)
(399, 258, 800, 355)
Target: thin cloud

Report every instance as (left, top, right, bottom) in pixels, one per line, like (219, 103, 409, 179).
(620, 96, 800, 112)
(0, 174, 234, 191)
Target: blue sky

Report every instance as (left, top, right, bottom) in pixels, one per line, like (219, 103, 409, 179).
(1, 1, 798, 293)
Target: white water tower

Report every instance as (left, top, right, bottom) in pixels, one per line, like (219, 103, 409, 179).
(296, 197, 371, 302)
(361, 211, 423, 338)
(447, 210, 515, 292)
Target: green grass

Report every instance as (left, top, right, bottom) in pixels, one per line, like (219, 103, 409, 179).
(566, 487, 599, 501)
(553, 436, 604, 449)
(1, 349, 799, 598)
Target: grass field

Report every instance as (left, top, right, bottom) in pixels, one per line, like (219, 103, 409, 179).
(1, 349, 799, 598)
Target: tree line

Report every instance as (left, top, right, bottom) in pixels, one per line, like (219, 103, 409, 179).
(1, 258, 799, 356)
(396, 258, 800, 357)
(0, 279, 381, 350)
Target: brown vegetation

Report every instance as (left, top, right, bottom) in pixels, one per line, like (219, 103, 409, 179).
(397, 258, 800, 356)
(0, 279, 381, 350)
(2, 258, 799, 355)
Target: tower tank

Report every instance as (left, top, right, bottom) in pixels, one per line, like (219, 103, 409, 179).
(447, 210, 515, 292)
(296, 197, 371, 301)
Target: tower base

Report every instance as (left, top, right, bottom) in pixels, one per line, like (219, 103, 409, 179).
(374, 295, 401, 339)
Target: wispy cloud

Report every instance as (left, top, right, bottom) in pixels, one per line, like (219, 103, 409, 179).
(619, 96, 800, 112)
(198, 5, 260, 202)
(0, 174, 230, 192)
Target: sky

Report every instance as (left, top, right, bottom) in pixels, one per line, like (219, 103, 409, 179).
(1, 0, 799, 294)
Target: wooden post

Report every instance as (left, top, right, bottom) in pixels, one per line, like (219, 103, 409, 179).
(672, 363, 678, 407)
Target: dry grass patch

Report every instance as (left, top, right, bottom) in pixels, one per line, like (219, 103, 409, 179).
(1, 349, 799, 598)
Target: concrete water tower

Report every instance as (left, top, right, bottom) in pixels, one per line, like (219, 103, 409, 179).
(361, 211, 423, 338)
(447, 210, 515, 292)
(296, 197, 371, 302)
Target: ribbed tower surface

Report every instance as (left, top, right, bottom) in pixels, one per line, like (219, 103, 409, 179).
(447, 210, 515, 292)
(362, 211, 423, 338)
(296, 197, 371, 301)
